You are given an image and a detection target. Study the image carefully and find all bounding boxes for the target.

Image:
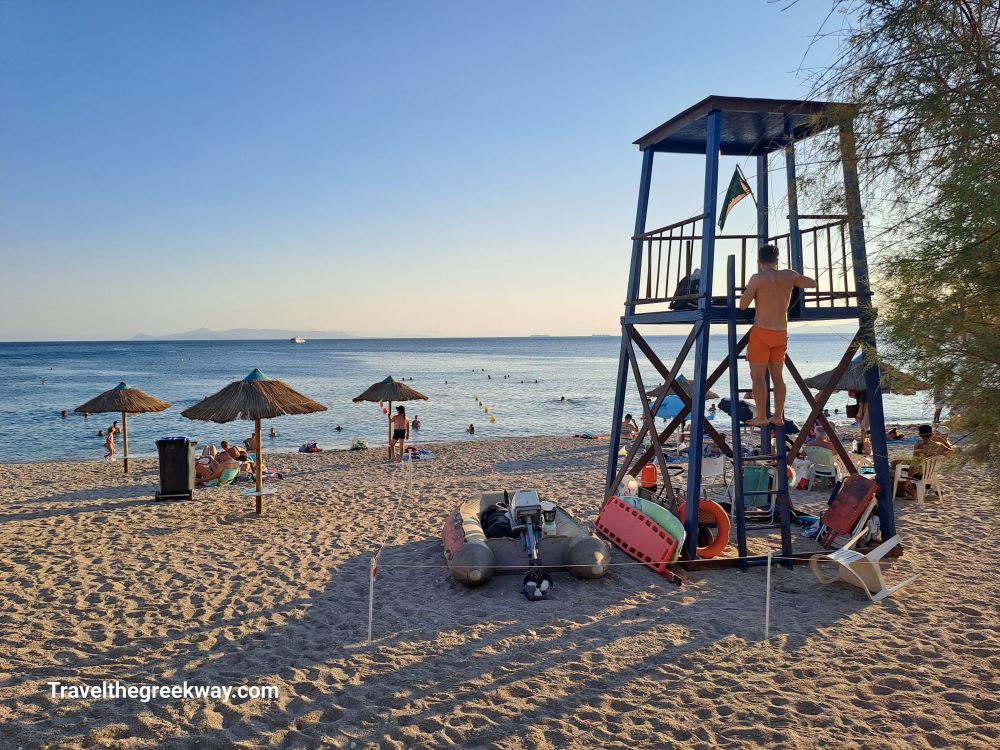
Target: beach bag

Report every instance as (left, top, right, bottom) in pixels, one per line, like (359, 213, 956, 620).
(482, 504, 516, 539)
(669, 269, 700, 310)
(350, 439, 369, 451)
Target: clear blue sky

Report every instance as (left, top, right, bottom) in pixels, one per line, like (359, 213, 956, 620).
(0, 0, 843, 340)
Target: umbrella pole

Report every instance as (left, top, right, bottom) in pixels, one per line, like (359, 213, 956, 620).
(121, 411, 129, 474)
(388, 400, 393, 461)
(255, 418, 263, 514)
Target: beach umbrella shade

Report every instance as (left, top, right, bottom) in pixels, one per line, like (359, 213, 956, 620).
(803, 355, 927, 395)
(75, 382, 171, 474)
(656, 394, 686, 421)
(181, 368, 327, 513)
(647, 375, 720, 401)
(352, 377, 428, 459)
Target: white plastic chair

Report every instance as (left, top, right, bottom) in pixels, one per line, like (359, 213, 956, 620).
(892, 455, 946, 502)
(810, 529, 918, 603)
(804, 446, 838, 490)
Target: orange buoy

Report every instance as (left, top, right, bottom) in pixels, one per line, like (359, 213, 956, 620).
(677, 499, 731, 559)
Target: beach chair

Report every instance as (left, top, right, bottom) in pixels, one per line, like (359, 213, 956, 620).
(201, 466, 239, 488)
(815, 474, 879, 549)
(727, 465, 775, 523)
(810, 530, 918, 602)
(804, 446, 838, 490)
(892, 454, 947, 502)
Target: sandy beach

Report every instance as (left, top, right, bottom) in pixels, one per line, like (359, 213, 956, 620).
(1, 435, 997, 749)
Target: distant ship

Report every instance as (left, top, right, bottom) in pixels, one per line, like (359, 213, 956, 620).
(290, 337, 306, 344)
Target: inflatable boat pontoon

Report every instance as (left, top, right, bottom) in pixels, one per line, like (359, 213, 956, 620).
(442, 490, 609, 593)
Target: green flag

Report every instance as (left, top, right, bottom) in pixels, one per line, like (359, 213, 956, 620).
(718, 165, 753, 230)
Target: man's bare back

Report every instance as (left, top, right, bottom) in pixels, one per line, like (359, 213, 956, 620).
(739, 268, 813, 329)
(739, 246, 816, 426)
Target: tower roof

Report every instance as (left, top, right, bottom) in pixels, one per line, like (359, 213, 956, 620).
(634, 95, 852, 155)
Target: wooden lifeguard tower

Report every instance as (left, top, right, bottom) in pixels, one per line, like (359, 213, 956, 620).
(604, 95, 894, 565)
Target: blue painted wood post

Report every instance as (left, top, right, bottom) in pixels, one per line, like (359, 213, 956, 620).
(726, 256, 748, 565)
(839, 118, 895, 539)
(606, 149, 655, 494)
(756, 151, 773, 460)
(682, 109, 722, 559)
(784, 115, 805, 319)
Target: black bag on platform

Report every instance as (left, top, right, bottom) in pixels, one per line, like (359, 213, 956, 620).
(669, 269, 701, 310)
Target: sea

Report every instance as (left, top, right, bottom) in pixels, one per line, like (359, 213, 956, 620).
(0, 335, 935, 463)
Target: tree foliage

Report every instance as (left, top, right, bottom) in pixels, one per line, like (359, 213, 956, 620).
(808, 0, 1000, 477)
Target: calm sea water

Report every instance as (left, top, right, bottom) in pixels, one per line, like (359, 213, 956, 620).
(0, 335, 935, 463)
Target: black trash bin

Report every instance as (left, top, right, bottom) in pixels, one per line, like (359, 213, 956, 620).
(155, 436, 196, 501)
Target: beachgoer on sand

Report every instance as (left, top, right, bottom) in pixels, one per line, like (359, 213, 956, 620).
(739, 244, 816, 427)
(389, 406, 409, 462)
(895, 424, 953, 500)
(621, 413, 639, 439)
(104, 420, 120, 458)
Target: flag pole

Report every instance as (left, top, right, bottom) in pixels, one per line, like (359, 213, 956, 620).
(737, 164, 757, 207)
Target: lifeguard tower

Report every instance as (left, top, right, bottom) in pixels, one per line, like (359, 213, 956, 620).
(603, 95, 894, 565)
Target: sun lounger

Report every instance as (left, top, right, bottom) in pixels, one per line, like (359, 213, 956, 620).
(810, 530, 918, 602)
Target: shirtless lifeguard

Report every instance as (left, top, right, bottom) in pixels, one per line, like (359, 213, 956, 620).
(739, 244, 816, 427)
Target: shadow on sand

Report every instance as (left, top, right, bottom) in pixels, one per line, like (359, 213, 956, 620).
(3, 520, 881, 749)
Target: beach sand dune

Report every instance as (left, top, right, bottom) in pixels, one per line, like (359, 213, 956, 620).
(1, 436, 997, 749)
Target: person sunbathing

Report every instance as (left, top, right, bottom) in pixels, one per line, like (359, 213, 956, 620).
(621, 413, 639, 439)
(902, 425, 953, 499)
(197, 454, 241, 485)
(806, 426, 835, 450)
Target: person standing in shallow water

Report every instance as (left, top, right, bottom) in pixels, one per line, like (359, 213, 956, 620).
(739, 244, 816, 427)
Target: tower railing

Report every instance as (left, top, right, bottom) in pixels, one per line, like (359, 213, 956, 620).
(628, 214, 858, 313)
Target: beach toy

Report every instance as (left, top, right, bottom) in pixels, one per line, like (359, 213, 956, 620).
(489, 415, 496, 423)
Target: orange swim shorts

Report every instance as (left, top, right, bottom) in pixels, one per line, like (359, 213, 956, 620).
(747, 326, 788, 365)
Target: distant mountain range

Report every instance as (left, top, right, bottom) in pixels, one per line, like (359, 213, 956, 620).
(131, 327, 355, 341)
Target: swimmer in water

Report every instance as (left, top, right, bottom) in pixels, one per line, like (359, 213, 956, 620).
(269, 427, 278, 438)
(467, 424, 475, 434)
(61, 410, 68, 418)
(335, 425, 342, 432)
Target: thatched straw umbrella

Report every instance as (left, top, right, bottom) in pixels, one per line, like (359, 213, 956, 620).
(803, 355, 927, 395)
(75, 382, 171, 473)
(181, 369, 326, 514)
(805, 354, 927, 444)
(647, 374, 720, 401)
(352, 377, 428, 459)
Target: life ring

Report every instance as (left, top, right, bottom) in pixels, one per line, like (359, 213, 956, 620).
(677, 499, 731, 559)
